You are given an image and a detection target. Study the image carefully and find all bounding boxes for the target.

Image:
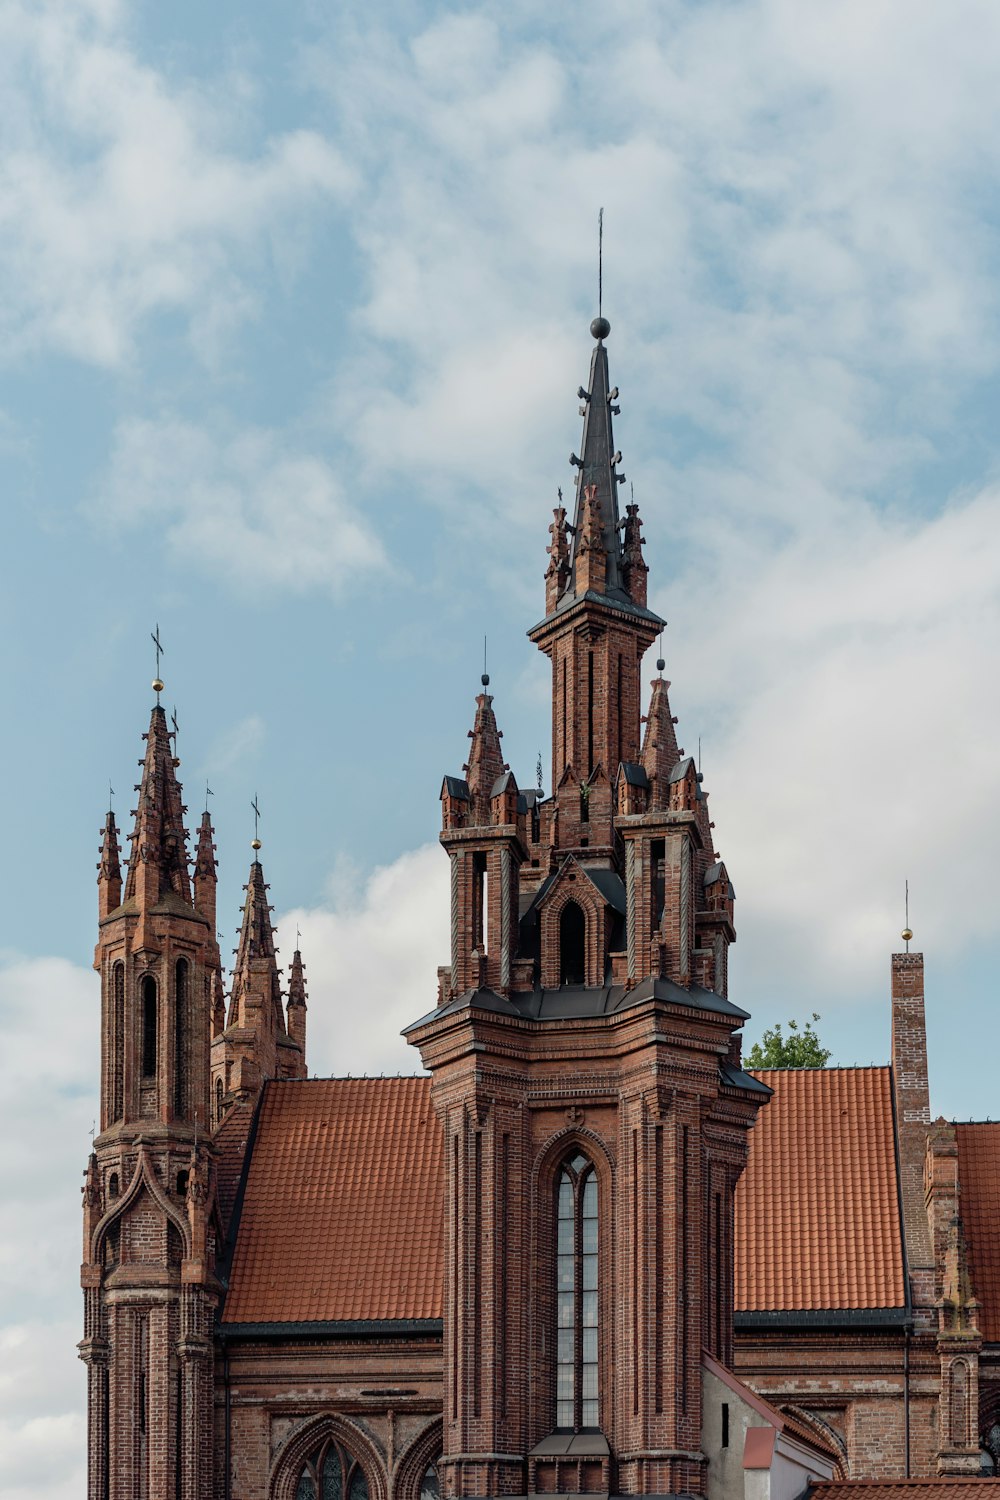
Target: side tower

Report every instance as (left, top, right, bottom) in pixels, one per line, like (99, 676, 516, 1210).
(80, 690, 221, 1500)
(410, 317, 770, 1499)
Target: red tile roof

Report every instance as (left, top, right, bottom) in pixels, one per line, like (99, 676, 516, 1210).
(223, 1077, 443, 1325)
(810, 1485, 1000, 1500)
(955, 1121, 1000, 1342)
(735, 1068, 905, 1312)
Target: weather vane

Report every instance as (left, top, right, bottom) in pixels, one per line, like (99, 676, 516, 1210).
(251, 794, 262, 853)
(296, 922, 302, 950)
(151, 623, 164, 699)
(482, 635, 489, 688)
(108, 781, 115, 816)
(536, 751, 544, 795)
(205, 781, 213, 813)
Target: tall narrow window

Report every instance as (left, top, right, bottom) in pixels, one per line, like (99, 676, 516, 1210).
(556, 1152, 599, 1430)
(141, 976, 157, 1079)
(587, 650, 594, 774)
(472, 852, 488, 954)
(174, 959, 188, 1118)
(111, 962, 125, 1122)
(559, 901, 586, 986)
(215, 1076, 224, 1124)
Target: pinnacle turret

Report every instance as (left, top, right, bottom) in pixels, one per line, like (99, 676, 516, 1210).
(97, 810, 122, 920)
(641, 676, 681, 810)
(123, 703, 192, 909)
(463, 682, 508, 823)
(286, 945, 308, 1071)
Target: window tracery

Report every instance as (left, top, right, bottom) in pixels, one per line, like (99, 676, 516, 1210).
(293, 1436, 369, 1500)
(556, 1150, 598, 1429)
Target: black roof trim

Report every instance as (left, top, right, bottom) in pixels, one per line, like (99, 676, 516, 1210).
(721, 1059, 773, 1095)
(735, 1307, 910, 1330)
(217, 1318, 444, 1342)
(668, 756, 695, 784)
(441, 775, 469, 800)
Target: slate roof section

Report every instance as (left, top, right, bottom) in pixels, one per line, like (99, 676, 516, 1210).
(223, 1077, 443, 1325)
(735, 1067, 906, 1313)
(214, 1097, 257, 1238)
(809, 1485, 1000, 1500)
(955, 1121, 1000, 1342)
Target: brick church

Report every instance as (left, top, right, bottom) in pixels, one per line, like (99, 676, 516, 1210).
(80, 314, 1000, 1500)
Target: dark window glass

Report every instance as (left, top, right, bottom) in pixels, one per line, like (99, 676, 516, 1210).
(112, 963, 125, 1121)
(559, 902, 586, 986)
(420, 1464, 441, 1500)
(294, 1438, 369, 1500)
(556, 1152, 599, 1430)
(174, 959, 188, 1117)
(141, 977, 157, 1078)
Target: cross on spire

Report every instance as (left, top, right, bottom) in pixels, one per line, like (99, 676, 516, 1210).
(251, 794, 262, 854)
(170, 706, 180, 763)
(151, 623, 164, 700)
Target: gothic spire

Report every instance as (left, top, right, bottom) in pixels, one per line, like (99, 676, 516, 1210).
(641, 675, 681, 810)
(123, 703, 192, 909)
(567, 321, 626, 598)
(287, 944, 308, 1012)
(463, 678, 508, 823)
(97, 810, 122, 920)
(233, 858, 277, 972)
(193, 810, 217, 916)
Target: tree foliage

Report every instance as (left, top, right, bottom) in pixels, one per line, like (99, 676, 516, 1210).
(745, 1013, 831, 1069)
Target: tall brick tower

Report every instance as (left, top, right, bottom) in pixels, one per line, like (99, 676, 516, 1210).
(409, 316, 770, 1498)
(79, 691, 220, 1500)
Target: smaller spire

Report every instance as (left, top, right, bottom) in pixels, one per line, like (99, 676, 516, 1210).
(641, 676, 682, 810)
(287, 945, 308, 1010)
(621, 499, 648, 607)
(234, 860, 277, 968)
(193, 810, 217, 888)
(574, 483, 607, 595)
(545, 494, 572, 612)
(97, 811, 122, 920)
(463, 684, 508, 823)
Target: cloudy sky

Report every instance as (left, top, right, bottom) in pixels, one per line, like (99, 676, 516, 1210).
(4, 0, 1000, 1493)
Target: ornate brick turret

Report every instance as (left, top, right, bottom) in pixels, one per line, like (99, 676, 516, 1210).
(411, 316, 769, 1499)
(80, 692, 218, 1500)
(211, 850, 305, 1117)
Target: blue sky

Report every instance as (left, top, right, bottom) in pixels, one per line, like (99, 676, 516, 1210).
(3, 1, 1000, 1494)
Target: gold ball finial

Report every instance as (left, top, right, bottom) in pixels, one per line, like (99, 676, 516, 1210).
(152, 677, 165, 693)
(901, 927, 913, 943)
(251, 838, 262, 851)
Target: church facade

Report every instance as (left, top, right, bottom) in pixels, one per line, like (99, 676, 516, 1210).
(80, 316, 1000, 1500)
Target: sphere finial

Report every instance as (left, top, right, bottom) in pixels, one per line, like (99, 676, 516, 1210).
(591, 315, 611, 341)
(251, 838, 262, 852)
(152, 677, 164, 694)
(901, 927, 913, 943)
(481, 673, 490, 687)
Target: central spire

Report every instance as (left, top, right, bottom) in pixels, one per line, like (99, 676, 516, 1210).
(567, 320, 626, 599)
(123, 702, 192, 909)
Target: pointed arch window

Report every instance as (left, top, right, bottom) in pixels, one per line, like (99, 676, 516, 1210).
(294, 1435, 369, 1500)
(111, 962, 125, 1121)
(141, 976, 157, 1078)
(174, 958, 188, 1118)
(559, 901, 586, 986)
(556, 1151, 599, 1430)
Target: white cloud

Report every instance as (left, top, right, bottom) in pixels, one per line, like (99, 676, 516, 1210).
(95, 418, 387, 594)
(279, 843, 450, 1077)
(0, 1, 354, 366)
(0, 956, 95, 1500)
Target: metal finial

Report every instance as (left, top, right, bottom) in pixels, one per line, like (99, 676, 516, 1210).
(698, 736, 702, 774)
(902, 879, 913, 949)
(151, 622, 164, 697)
(536, 752, 544, 794)
(205, 781, 213, 813)
(656, 632, 665, 676)
(108, 781, 115, 817)
(170, 706, 180, 766)
(598, 206, 603, 319)
(296, 922, 302, 951)
(482, 634, 489, 688)
(251, 793, 262, 852)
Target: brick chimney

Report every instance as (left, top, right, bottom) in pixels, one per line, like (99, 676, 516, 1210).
(891, 951, 933, 1273)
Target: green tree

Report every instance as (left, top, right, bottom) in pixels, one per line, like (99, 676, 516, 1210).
(745, 1013, 831, 1069)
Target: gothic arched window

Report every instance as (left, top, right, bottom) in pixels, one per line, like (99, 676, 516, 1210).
(215, 1076, 224, 1124)
(556, 1151, 598, 1430)
(419, 1464, 440, 1500)
(111, 962, 125, 1121)
(141, 976, 157, 1078)
(559, 902, 586, 986)
(174, 958, 188, 1118)
(294, 1436, 369, 1500)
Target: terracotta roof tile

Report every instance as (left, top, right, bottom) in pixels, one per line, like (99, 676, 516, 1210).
(223, 1077, 443, 1325)
(735, 1068, 905, 1312)
(810, 1484, 1000, 1500)
(955, 1121, 1000, 1342)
